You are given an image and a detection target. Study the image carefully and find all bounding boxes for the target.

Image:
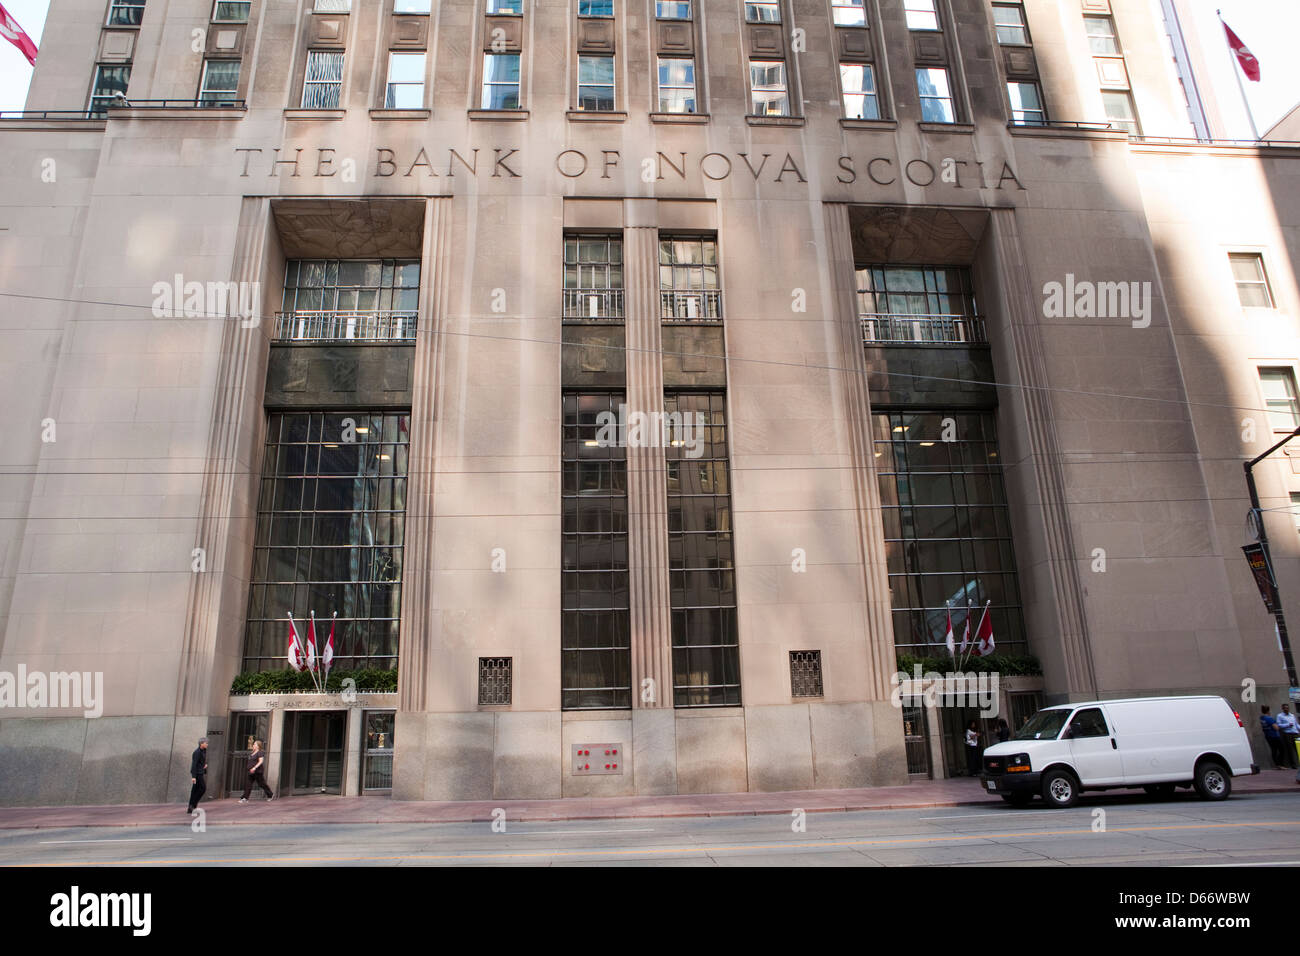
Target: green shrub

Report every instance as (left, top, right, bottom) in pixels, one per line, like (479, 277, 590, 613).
(895, 652, 1042, 676)
(230, 668, 398, 694)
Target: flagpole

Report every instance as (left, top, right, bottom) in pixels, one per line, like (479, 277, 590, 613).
(1218, 9, 1260, 141)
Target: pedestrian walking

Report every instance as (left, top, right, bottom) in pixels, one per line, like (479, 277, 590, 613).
(965, 720, 982, 776)
(996, 718, 1010, 743)
(187, 737, 208, 814)
(240, 740, 275, 803)
(1277, 704, 1300, 770)
(1260, 706, 1286, 769)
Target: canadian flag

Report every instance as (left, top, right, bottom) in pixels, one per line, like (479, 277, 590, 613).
(958, 602, 972, 656)
(322, 612, 335, 673)
(974, 602, 995, 657)
(944, 605, 955, 657)
(1222, 20, 1260, 82)
(0, 3, 37, 66)
(286, 613, 307, 672)
(306, 611, 318, 671)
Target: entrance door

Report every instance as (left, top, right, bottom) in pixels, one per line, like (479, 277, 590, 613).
(286, 711, 346, 794)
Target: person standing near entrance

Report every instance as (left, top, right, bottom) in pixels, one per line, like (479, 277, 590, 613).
(1260, 706, 1285, 769)
(240, 739, 275, 803)
(965, 720, 982, 776)
(1276, 705, 1300, 769)
(187, 737, 208, 814)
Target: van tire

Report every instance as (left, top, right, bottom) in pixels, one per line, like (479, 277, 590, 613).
(1193, 761, 1231, 801)
(1002, 792, 1032, 806)
(1041, 769, 1079, 808)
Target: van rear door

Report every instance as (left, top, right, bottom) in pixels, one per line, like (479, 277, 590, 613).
(1065, 706, 1124, 785)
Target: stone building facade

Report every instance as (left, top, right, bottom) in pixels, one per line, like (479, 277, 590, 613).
(0, 0, 1296, 804)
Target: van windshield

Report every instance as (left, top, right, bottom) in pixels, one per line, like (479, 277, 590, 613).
(1014, 709, 1071, 741)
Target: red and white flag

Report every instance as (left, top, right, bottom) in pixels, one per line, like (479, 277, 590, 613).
(943, 605, 955, 657)
(322, 612, 335, 673)
(0, 3, 37, 66)
(974, 602, 995, 657)
(1222, 20, 1260, 82)
(959, 602, 972, 656)
(306, 611, 318, 671)
(286, 613, 307, 672)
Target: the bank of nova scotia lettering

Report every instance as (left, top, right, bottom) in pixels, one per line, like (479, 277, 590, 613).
(232, 146, 1025, 190)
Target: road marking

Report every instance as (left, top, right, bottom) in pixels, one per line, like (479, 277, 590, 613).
(1196, 859, 1300, 867)
(39, 838, 193, 845)
(918, 810, 1081, 820)
(22, 820, 1300, 866)
(513, 828, 655, 835)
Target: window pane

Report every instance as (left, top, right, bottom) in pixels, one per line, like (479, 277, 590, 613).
(904, 0, 937, 29)
(832, 0, 864, 27)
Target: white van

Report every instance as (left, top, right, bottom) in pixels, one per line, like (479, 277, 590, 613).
(979, 696, 1259, 808)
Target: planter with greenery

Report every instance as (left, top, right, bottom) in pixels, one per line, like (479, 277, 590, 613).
(894, 652, 1042, 677)
(230, 668, 398, 695)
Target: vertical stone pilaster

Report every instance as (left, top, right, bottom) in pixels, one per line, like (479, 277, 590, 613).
(398, 197, 452, 714)
(624, 209, 674, 709)
(987, 209, 1097, 697)
(824, 202, 898, 701)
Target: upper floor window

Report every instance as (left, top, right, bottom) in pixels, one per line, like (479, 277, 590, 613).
(831, 0, 865, 27)
(564, 235, 624, 319)
(659, 236, 721, 321)
(107, 0, 144, 25)
(579, 0, 613, 15)
(1230, 253, 1274, 308)
(1007, 80, 1044, 125)
(656, 0, 690, 17)
(314, 0, 351, 10)
(212, 0, 249, 22)
(1083, 15, 1119, 55)
(278, 259, 419, 342)
(302, 51, 344, 109)
(745, 1, 781, 23)
(577, 55, 616, 111)
(904, 0, 937, 30)
(1100, 90, 1138, 134)
(1260, 368, 1300, 432)
(749, 60, 789, 116)
(841, 62, 879, 119)
(481, 53, 521, 109)
(385, 52, 425, 108)
(395, 0, 433, 11)
(199, 59, 241, 105)
(657, 57, 697, 114)
(916, 67, 954, 122)
(992, 3, 1028, 44)
(88, 64, 130, 117)
(856, 265, 982, 344)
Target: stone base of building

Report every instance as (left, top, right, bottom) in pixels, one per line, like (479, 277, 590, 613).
(391, 701, 911, 801)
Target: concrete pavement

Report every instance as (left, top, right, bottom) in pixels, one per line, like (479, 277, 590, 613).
(0, 768, 1294, 829)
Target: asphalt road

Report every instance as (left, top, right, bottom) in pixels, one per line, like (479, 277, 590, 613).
(2, 790, 1298, 867)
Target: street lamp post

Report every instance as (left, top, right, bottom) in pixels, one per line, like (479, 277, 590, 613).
(1244, 425, 1300, 689)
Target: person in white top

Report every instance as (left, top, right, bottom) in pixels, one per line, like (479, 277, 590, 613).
(965, 720, 982, 776)
(1276, 704, 1300, 770)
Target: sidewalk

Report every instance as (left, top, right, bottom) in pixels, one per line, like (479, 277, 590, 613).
(0, 769, 1294, 830)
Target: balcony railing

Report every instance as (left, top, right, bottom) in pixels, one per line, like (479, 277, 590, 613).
(660, 290, 722, 323)
(274, 310, 417, 343)
(860, 313, 986, 346)
(563, 288, 624, 321)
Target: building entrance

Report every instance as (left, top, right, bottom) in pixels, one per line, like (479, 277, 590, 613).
(282, 711, 346, 794)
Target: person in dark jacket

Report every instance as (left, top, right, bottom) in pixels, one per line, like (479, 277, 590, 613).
(187, 738, 208, 814)
(240, 740, 274, 803)
(996, 719, 1011, 743)
(1260, 706, 1285, 768)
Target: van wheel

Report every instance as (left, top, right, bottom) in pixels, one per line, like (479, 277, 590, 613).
(1193, 762, 1231, 801)
(1001, 792, 1032, 806)
(1142, 784, 1176, 799)
(1041, 769, 1078, 808)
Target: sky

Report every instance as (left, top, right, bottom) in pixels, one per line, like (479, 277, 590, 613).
(0, 0, 1296, 131)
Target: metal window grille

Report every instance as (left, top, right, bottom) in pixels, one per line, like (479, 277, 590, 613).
(789, 650, 823, 697)
(479, 657, 513, 705)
